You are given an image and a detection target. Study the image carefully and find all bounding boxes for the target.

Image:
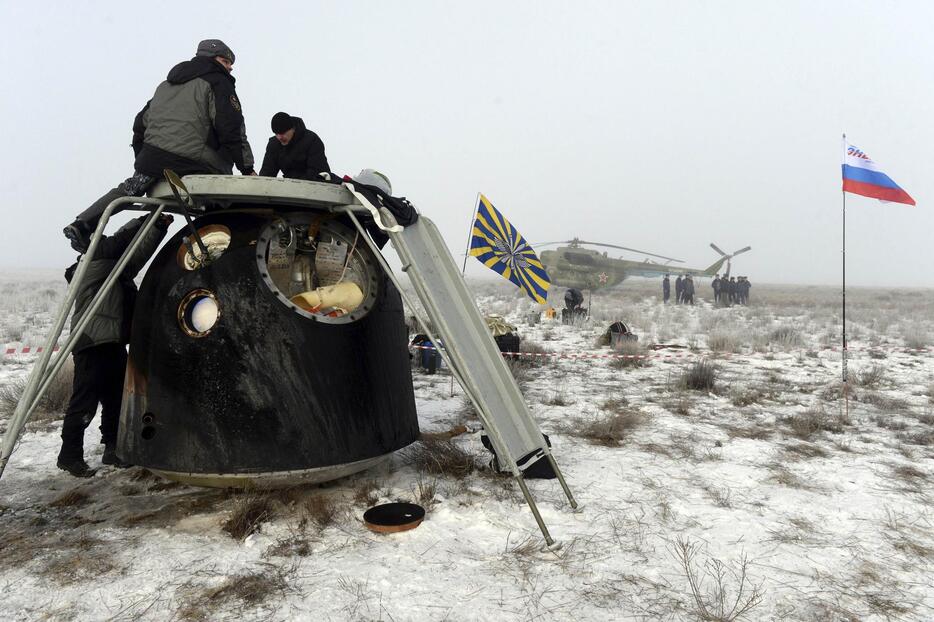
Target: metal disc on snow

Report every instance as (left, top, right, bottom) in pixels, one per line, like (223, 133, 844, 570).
(363, 502, 425, 534)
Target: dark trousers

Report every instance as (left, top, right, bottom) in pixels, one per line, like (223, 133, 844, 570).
(59, 344, 128, 461)
(76, 172, 156, 229)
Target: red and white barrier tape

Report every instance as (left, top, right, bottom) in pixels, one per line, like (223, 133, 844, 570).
(3, 343, 930, 359)
(409, 343, 934, 360)
(4, 346, 61, 355)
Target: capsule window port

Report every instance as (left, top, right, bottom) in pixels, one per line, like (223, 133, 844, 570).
(142, 413, 154, 425)
(141, 426, 157, 440)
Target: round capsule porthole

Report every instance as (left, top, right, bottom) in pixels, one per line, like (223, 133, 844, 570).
(176, 225, 231, 270)
(178, 289, 220, 337)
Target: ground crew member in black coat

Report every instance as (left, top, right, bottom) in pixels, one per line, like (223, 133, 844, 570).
(662, 275, 671, 303)
(739, 277, 751, 304)
(727, 277, 736, 305)
(57, 215, 173, 477)
(683, 276, 695, 305)
(675, 276, 683, 304)
(259, 112, 330, 180)
(64, 39, 255, 253)
(712, 275, 721, 305)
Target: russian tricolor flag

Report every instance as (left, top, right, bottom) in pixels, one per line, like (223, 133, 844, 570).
(842, 140, 915, 206)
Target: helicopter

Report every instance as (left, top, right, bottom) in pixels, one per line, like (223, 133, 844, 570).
(538, 239, 751, 290)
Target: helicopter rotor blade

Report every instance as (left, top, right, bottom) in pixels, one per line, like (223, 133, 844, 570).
(530, 240, 575, 249)
(731, 246, 752, 256)
(573, 240, 684, 263)
(710, 243, 727, 257)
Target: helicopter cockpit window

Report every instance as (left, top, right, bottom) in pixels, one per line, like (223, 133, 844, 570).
(256, 217, 379, 324)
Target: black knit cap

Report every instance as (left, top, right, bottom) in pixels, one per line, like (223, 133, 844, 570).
(196, 39, 235, 64)
(271, 112, 294, 134)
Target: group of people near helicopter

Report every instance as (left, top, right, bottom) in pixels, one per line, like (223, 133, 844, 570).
(661, 274, 752, 306)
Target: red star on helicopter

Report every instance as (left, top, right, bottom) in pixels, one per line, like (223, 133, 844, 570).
(598, 272, 609, 284)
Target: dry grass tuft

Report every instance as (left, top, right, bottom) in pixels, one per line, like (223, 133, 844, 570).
(562, 405, 647, 447)
(779, 407, 846, 439)
(707, 331, 743, 353)
(609, 341, 651, 369)
(665, 391, 693, 416)
(892, 464, 928, 484)
(680, 360, 718, 392)
(48, 488, 90, 508)
(352, 479, 381, 506)
(542, 388, 573, 406)
(0, 359, 74, 428)
(898, 429, 934, 446)
(222, 496, 275, 541)
(766, 463, 810, 489)
(723, 422, 773, 441)
(266, 535, 311, 558)
(728, 386, 778, 407)
(302, 494, 338, 529)
(900, 323, 930, 351)
(672, 538, 763, 622)
(517, 340, 553, 367)
(860, 392, 911, 414)
(415, 477, 438, 509)
(400, 438, 479, 478)
(768, 325, 804, 349)
(855, 365, 886, 389)
(783, 441, 830, 460)
(38, 533, 119, 585)
(177, 565, 291, 620)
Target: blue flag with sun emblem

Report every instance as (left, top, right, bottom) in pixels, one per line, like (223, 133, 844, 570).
(469, 194, 550, 304)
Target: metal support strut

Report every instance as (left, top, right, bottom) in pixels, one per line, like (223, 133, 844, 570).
(342, 207, 577, 546)
(0, 197, 168, 481)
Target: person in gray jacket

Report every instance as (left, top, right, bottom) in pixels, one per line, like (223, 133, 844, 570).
(57, 214, 172, 477)
(63, 39, 254, 253)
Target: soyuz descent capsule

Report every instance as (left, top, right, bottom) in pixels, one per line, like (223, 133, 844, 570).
(117, 176, 420, 487)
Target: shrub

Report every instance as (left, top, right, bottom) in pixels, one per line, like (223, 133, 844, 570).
(609, 340, 651, 369)
(779, 407, 846, 439)
(563, 408, 647, 447)
(223, 496, 274, 540)
(855, 365, 885, 389)
(0, 359, 74, 421)
(680, 360, 718, 392)
(400, 439, 479, 478)
(769, 325, 804, 349)
(900, 323, 930, 351)
(707, 331, 742, 353)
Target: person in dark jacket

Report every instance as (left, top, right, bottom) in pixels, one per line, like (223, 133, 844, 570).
(259, 112, 330, 180)
(63, 39, 254, 253)
(662, 274, 671, 304)
(711, 275, 721, 305)
(739, 277, 751, 305)
(674, 276, 683, 304)
(683, 276, 695, 305)
(727, 277, 736, 305)
(57, 215, 172, 477)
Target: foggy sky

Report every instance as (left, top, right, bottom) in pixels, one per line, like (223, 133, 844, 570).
(1, 1, 932, 287)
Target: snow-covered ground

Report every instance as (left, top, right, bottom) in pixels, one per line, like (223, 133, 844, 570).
(1, 276, 932, 621)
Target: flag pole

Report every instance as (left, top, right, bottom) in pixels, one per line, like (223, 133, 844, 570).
(451, 192, 482, 396)
(461, 193, 481, 275)
(842, 133, 849, 418)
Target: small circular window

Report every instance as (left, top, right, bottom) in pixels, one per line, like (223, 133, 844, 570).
(178, 289, 220, 337)
(176, 225, 232, 270)
(256, 217, 379, 324)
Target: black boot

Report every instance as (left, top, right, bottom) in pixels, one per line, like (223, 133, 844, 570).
(57, 456, 97, 478)
(101, 444, 132, 468)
